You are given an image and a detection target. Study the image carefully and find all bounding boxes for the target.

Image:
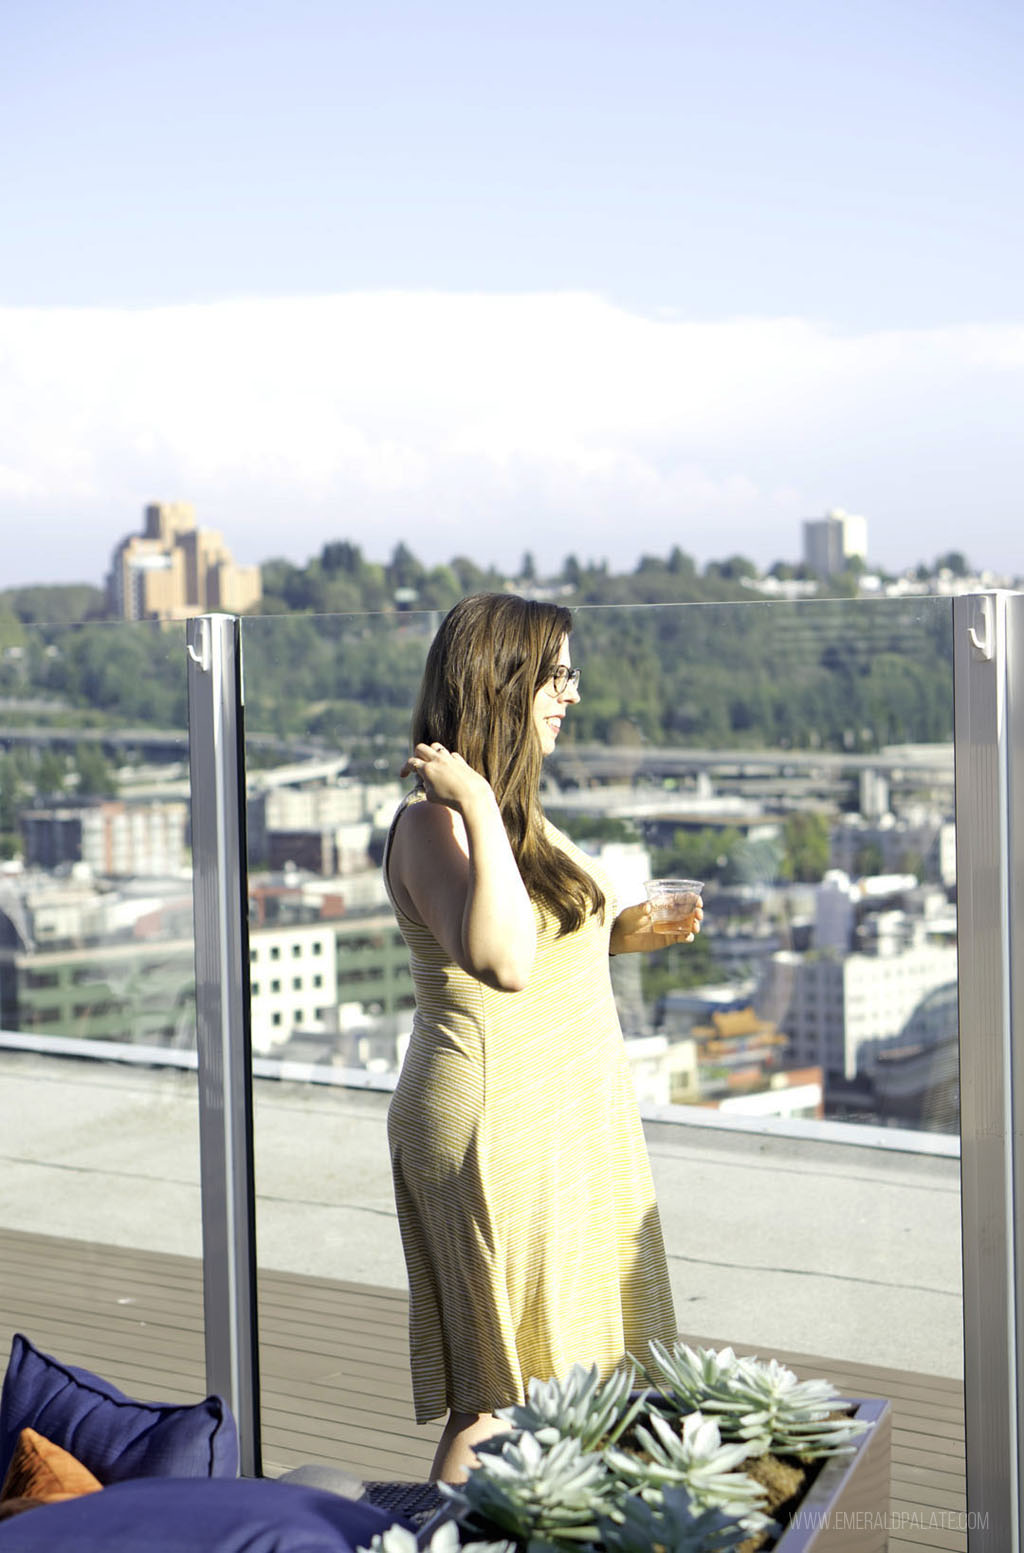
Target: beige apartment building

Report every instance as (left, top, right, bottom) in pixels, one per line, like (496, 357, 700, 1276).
(107, 501, 262, 621)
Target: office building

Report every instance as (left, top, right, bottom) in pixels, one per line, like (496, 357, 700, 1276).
(20, 799, 188, 878)
(107, 501, 262, 621)
(756, 874, 957, 1083)
(802, 508, 868, 578)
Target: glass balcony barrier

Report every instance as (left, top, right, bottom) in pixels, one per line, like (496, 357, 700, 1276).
(238, 596, 962, 1473)
(0, 595, 976, 1522)
(0, 616, 204, 1402)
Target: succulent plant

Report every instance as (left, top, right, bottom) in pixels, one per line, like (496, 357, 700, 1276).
(440, 1430, 616, 1545)
(383, 1343, 874, 1551)
(605, 1410, 774, 1537)
(647, 1341, 870, 1459)
(361, 1522, 515, 1553)
(598, 1486, 756, 1553)
(496, 1363, 646, 1453)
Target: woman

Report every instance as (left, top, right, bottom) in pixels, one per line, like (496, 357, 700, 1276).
(383, 593, 701, 1482)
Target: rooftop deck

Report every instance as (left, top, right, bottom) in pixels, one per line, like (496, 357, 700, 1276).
(0, 1047, 967, 1547)
(0, 1225, 965, 1551)
(0, 1049, 964, 1376)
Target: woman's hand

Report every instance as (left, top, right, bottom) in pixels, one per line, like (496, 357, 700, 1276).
(401, 742, 493, 814)
(609, 899, 703, 956)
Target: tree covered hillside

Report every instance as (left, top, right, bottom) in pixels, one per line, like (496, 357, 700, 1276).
(0, 541, 954, 754)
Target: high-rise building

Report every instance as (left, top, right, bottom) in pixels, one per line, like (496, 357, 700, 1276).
(802, 508, 868, 578)
(107, 501, 262, 620)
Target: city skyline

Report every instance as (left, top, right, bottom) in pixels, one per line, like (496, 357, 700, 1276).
(2, 0, 1021, 587)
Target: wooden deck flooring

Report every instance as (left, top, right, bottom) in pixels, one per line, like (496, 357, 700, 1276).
(0, 1226, 966, 1551)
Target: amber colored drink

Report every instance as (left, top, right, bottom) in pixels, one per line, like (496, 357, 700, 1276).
(644, 878, 704, 936)
(651, 897, 701, 934)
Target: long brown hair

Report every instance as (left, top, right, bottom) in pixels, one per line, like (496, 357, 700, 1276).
(411, 593, 605, 934)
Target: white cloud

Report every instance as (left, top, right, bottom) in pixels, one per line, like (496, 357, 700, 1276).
(0, 292, 1021, 586)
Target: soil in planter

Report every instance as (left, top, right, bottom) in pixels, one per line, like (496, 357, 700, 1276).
(737, 1451, 826, 1552)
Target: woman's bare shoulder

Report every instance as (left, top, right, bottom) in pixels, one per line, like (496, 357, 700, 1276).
(389, 792, 471, 931)
(391, 791, 469, 861)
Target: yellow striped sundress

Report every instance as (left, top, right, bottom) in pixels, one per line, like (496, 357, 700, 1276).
(384, 792, 677, 1424)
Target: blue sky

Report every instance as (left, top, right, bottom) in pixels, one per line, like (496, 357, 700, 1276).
(1, 0, 1021, 586)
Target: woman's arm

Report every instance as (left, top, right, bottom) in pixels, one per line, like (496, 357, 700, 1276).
(609, 900, 703, 956)
(389, 742, 537, 991)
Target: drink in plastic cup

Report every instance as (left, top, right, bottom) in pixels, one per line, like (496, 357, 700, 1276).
(644, 878, 704, 936)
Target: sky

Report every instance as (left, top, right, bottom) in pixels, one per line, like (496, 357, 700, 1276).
(1, 0, 1021, 588)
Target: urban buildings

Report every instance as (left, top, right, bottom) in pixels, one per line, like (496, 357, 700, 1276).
(2, 571, 960, 1128)
(755, 871, 957, 1108)
(106, 501, 262, 621)
(1, 760, 418, 1067)
(0, 869, 195, 1045)
(21, 798, 188, 877)
(247, 766, 401, 877)
(829, 805, 957, 889)
(802, 507, 868, 578)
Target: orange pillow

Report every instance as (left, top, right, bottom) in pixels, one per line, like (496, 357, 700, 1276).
(0, 1426, 103, 1518)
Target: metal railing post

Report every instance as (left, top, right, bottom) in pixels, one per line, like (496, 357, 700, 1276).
(186, 613, 261, 1477)
(954, 591, 1023, 1549)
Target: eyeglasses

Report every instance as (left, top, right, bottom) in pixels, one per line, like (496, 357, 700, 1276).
(549, 665, 581, 695)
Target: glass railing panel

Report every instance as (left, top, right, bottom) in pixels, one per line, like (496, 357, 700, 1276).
(240, 609, 432, 1474)
(0, 617, 201, 1289)
(564, 595, 957, 1137)
(241, 595, 961, 1479)
(563, 595, 961, 1385)
(240, 609, 427, 1075)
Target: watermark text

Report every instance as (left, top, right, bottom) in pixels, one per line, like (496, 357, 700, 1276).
(789, 1508, 989, 1533)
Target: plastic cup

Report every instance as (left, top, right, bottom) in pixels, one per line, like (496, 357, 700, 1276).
(644, 878, 704, 936)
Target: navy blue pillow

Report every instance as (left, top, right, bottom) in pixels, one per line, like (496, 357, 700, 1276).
(0, 1476, 409, 1552)
(0, 1335, 238, 1485)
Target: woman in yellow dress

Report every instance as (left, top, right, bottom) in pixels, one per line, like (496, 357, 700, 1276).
(383, 593, 701, 1482)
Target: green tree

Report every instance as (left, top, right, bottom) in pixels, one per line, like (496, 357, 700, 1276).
(386, 541, 424, 593)
(450, 556, 504, 594)
(0, 606, 26, 652)
(3, 584, 107, 625)
(708, 554, 759, 582)
(653, 826, 746, 885)
(320, 540, 364, 575)
(780, 812, 831, 882)
(0, 754, 27, 854)
(667, 546, 697, 577)
(74, 742, 118, 798)
(821, 569, 861, 598)
(419, 565, 463, 611)
(44, 624, 185, 725)
(35, 749, 67, 799)
(257, 558, 318, 611)
(642, 932, 718, 1001)
(853, 842, 885, 877)
(556, 814, 638, 845)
